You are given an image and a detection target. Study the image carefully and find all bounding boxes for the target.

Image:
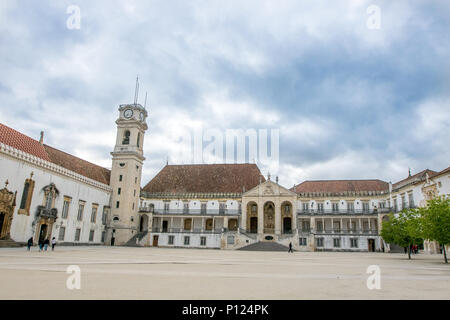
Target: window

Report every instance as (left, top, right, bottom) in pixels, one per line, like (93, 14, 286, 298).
(77, 202, 85, 221)
(401, 195, 407, 209)
(408, 192, 415, 208)
(184, 236, 190, 245)
(317, 203, 324, 213)
(91, 205, 98, 223)
(101, 231, 106, 242)
(137, 132, 140, 147)
(135, 177, 137, 184)
(299, 237, 307, 246)
(184, 218, 192, 231)
(61, 197, 71, 219)
(316, 221, 323, 232)
(116, 201, 120, 209)
(19, 178, 35, 213)
(251, 204, 257, 213)
(332, 202, 339, 212)
(118, 188, 121, 195)
(45, 192, 53, 209)
(168, 235, 174, 245)
(302, 221, 310, 232)
(122, 130, 130, 145)
(348, 202, 354, 212)
(316, 238, 324, 247)
(200, 236, 206, 246)
(102, 207, 109, 225)
(362, 202, 369, 212)
(333, 221, 341, 232)
(333, 238, 341, 248)
(89, 230, 95, 242)
(183, 202, 189, 214)
(74, 228, 81, 241)
(164, 202, 170, 213)
(363, 221, 369, 232)
(227, 236, 234, 245)
(119, 175, 123, 182)
(58, 226, 66, 241)
(302, 203, 309, 212)
(350, 238, 358, 248)
(205, 219, 213, 231)
(219, 202, 226, 214)
(134, 190, 136, 196)
(201, 202, 207, 214)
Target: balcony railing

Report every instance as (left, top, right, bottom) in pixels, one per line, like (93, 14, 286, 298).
(36, 206, 58, 219)
(297, 208, 387, 215)
(151, 227, 222, 234)
(314, 228, 378, 235)
(140, 208, 241, 215)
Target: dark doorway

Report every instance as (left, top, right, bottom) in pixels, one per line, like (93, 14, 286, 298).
(162, 221, 168, 233)
(140, 216, 144, 232)
(283, 217, 292, 234)
(0, 213, 4, 236)
(152, 235, 159, 247)
(368, 239, 375, 252)
(250, 217, 258, 233)
(38, 224, 48, 243)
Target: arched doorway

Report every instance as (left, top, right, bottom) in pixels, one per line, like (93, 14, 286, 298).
(38, 224, 48, 243)
(250, 217, 258, 233)
(0, 182, 16, 240)
(0, 213, 5, 237)
(246, 202, 258, 233)
(263, 202, 275, 234)
(228, 219, 238, 231)
(139, 214, 149, 232)
(283, 217, 292, 234)
(281, 201, 293, 234)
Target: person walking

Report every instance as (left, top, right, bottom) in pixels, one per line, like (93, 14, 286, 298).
(27, 237, 33, 251)
(51, 237, 56, 251)
(288, 242, 293, 253)
(39, 238, 44, 252)
(43, 238, 49, 251)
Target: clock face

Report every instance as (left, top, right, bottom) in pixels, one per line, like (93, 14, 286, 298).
(124, 109, 133, 119)
(139, 112, 144, 121)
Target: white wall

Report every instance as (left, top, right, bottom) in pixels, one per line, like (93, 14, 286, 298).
(0, 152, 111, 244)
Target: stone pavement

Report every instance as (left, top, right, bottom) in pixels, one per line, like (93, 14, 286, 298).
(0, 246, 449, 299)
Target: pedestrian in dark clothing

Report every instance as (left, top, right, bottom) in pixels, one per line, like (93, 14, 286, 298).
(27, 237, 33, 251)
(288, 242, 293, 253)
(39, 239, 44, 252)
(43, 238, 49, 251)
(51, 237, 56, 251)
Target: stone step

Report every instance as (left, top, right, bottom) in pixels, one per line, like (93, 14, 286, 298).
(238, 241, 292, 252)
(0, 239, 23, 248)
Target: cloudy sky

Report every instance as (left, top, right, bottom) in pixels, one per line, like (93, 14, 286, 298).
(0, 0, 449, 188)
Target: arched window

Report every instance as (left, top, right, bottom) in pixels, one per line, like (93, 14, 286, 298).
(122, 130, 130, 145)
(137, 132, 140, 147)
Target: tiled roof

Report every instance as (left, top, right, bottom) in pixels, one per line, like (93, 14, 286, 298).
(430, 166, 450, 178)
(43, 144, 111, 185)
(294, 179, 389, 194)
(392, 169, 437, 190)
(143, 164, 265, 194)
(0, 122, 110, 185)
(0, 123, 51, 161)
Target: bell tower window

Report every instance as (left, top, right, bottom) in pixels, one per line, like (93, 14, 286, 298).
(122, 130, 130, 145)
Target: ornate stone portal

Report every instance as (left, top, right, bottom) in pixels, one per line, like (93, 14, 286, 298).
(263, 202, 275, 233)
(0, 180, 16, 240)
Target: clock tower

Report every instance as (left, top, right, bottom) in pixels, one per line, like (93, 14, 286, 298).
(108, 103, 148, 245)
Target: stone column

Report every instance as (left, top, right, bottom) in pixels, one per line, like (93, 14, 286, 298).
(292, 208, 297, 233)
(224, 216, 229, 230)
(275, 203, 281, 235)
(170, 217, 173, 232)
(241, 201, 247, 231)
(201, 217, 205, 233)
(258, 201, 264, 235)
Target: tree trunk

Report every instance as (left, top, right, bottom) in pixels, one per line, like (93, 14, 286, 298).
(408, 245, 411, 260)
(444, 245, 448, 264)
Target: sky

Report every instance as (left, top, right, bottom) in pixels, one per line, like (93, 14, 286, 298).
(0, 0, 449, 188)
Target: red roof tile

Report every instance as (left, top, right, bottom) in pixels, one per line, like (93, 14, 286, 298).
(392, 169, 437, 190)
(43, 144, 110, 185)
(0, 123, 51, 161)
(294, 179, 389, 194)
(0, 122, 110, 185)
(143, 164, 265, 194)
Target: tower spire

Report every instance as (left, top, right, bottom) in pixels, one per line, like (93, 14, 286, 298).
(133, 75, 139, 105)
(144, 91, 148, 109)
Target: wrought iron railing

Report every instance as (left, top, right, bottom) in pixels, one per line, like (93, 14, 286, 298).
(140, 208, 241, 215)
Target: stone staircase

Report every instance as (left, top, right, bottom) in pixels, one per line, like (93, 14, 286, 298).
(0, 239, 23, 248)
(124, 231, 148, 247)
(238, 241, 291, 252)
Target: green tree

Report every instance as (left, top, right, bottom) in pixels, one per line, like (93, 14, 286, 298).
(381, 209, 423, 260)
(419, 196, 450, 264)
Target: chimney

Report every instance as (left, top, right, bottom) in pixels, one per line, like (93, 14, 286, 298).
(39, 131, 44, 144)
(276, 176, 279, 184)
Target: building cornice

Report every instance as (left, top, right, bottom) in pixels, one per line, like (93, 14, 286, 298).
(140, 191, 242, 200)
(0, 142, 112, 193)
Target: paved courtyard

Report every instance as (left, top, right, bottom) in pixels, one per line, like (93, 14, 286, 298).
(0, 246, 449, 299)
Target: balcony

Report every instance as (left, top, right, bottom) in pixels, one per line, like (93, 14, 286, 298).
(297, 209, 382, 216)
(141, 208, 242, 215)
(36, 206, 58, 219)
(151, 227, 222, 234)
(314, 228, 377, 235)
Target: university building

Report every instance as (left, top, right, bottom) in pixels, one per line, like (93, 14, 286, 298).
(0, 101, 449, 252)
